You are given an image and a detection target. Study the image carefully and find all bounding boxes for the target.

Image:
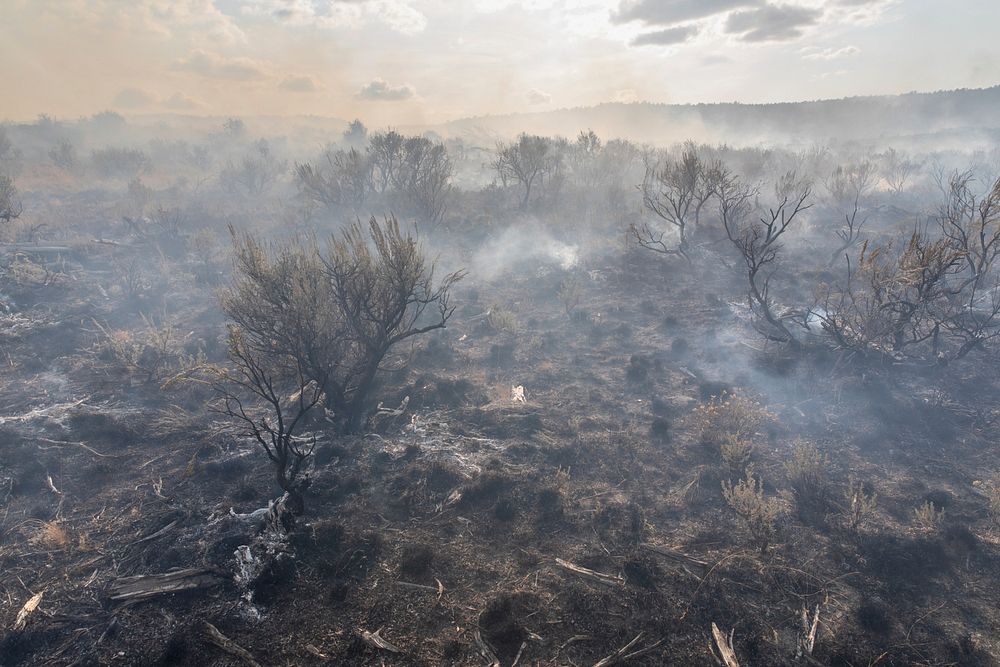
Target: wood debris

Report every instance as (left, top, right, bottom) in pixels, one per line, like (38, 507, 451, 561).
(710, 623, 740, 667)
(555, 558, 624, 587)
(13, 591, 43, 630)
(474, 629, 501, 667)
(641, 543, 709, 577)
(358, 627, 403, 653)
(109, 567, 225, 602)
(593, 632, 664, 666)
(203, 621, 264, 667)
(796, 604, 822, 662)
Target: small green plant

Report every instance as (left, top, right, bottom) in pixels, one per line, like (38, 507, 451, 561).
(913, 500, 944, 531)
(843, 479, 877, 533)
(722, 467, 783, 553)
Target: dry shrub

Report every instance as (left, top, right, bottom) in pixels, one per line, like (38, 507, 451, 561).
(720, 434, 754, 479)
(913, 500, 945, 532)
(93, 316, 203, 384)
(694, 392, 771, 445)
(33, 521, 69, 550)
(785, 441, 830, 505)
(843, 479, 877, 533)
(693, 392, 772, 476)
(722, 467, 783, 552)
(486, 303, 519, 334)
(557, 276, 581, 316)
(988, 478, 1000, 528)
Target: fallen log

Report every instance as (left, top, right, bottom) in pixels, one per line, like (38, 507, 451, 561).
(109, 567, 226, 602)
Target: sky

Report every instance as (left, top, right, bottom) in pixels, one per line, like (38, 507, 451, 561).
(0, 0, 998, 125)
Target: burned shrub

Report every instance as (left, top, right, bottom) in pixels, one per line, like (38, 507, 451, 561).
(398, 543, 435, 577)
(536, 486, 565, 521)
(223, 216, 463, 434)
(649, 416, 671, 444)
(856, 599, 893, 635)
(479, 596, 530, 664)
(625, 354, 653, 384)
(91, 146, 148, 178)
(0, 171, 23, 224)
(594, 502, 646, 547)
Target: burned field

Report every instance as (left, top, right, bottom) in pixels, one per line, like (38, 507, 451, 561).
(2, 120, 1000, 667)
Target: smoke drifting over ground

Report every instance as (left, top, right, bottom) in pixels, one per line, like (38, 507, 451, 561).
(3, 82, 1000, 667)
(471, 220, 580, 280)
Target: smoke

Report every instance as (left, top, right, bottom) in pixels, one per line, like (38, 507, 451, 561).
(471, 220, 580, 280)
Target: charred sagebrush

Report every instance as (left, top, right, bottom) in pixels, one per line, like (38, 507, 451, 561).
(295, 147, 374, 209)
(720, 172, 812, 345)
(819, 174, 1000, 364)
(214, 326, 325, 514)
(493, 133, 565, 210)
(631, 142, 729, 262)
(223, 216, 464, 434)
(0, 172, 23, 224)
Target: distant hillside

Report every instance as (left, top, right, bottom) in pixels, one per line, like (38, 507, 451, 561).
(427, 86, 1000, 148)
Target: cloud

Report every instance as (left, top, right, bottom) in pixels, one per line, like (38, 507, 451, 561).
(701, 54, 735, 65)
(725, 3, 822, 41)
(802, 45, 860, 60)
(113, 87, 156, 108)
(356, 78, 415, 101)
(245, 0, 428, 35)
(525, 88, 552, 105)
(631, 25, 700, 46)
(162, 92, 203, 110)
(613, 0, 759, 26)
(172, 50, 267, 80)
(279, 75, 319, 92)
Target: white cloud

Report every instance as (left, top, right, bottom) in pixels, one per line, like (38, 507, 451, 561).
(802, 45, 860, 60)
(725, 3, 823, 42)
(631, 24, 700, 46)
(526, 88, 552, 105)
(113, 87, 156, 108)
(243, 0, 428, 35)
(279, 75, 320, 92)
(172, 50, 268, 80)
(356, 78, 415, 101)
(162, 92, 204, 110)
